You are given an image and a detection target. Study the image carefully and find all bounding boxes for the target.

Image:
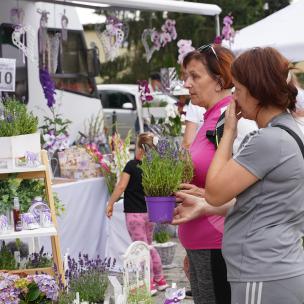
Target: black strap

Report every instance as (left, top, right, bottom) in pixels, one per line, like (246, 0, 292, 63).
(206, 111, 226, 149)
(274, 124, 304, 159)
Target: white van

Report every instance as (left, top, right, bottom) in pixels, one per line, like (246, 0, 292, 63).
(0, 1, 102, 142)
(97, 84, 178, 138)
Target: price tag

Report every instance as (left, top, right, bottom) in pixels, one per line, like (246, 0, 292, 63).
(0, 58, 16, 92)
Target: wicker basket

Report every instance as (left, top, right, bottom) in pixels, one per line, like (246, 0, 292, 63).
(153, 242, 177, 266)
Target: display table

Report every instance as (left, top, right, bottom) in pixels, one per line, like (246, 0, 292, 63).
(42, 177, 109, 260)
(41, 178, 133, 267)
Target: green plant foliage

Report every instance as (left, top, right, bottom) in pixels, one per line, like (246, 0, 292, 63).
(82, 110, 104, 143)
(0, 177, 65, 216)
(0, 98, 38, 137)
(140, 149, 184, 197)
(57, 291, 76, 304)
(127, 284, 153, 304)
(154, 230, 171, 243)
(142, 100, 168, 108)
(180, 148, 194, 184)
(25, 247, 53, 269)
(0, 241, 16, 270)
(40, 107, 72, 142)
(69, 270, 108, 303)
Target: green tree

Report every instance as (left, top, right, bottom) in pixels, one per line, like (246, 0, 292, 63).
(264, 0, 290, 16)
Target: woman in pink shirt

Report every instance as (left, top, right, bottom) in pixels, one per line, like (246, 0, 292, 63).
(178, 44, 234, 304)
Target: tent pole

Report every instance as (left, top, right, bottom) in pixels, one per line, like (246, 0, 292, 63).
(215, 14, 220, 37)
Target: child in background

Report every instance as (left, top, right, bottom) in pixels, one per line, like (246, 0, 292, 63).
(106, 132, 169, 295)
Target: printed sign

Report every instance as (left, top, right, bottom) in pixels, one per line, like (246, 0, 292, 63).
(0, 58, 16, 92)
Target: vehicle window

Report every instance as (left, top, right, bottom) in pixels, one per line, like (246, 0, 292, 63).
(0, 24, 28, 103)
(100, 90, 135, 109)
(39, 29, 95, 96)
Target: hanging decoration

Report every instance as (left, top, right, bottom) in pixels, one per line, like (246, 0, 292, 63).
(141, 29, 159, 63)
(177, 39, 195, 64)
(49, 33, 61, 73)
(12, 25, 37, 63)
(37, 9, 50, 55)
(142, 19, 177, 63)
(61, 9, 69, 41)
(215, 14, 236, 46)
(96, 15, 125, 62)
(222, 14, 235, 42)
(10, 7, 25, 25)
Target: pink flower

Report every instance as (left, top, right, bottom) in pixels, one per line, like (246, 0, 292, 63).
(160, 32, 172, 47)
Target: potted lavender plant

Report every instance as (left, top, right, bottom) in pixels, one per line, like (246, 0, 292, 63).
(0, 97, 40, 170)
(139, 137, 184, 223)
(58, 253, 112, 304)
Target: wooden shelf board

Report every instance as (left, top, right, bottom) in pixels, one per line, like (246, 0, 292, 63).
(0, 267, 54, 276)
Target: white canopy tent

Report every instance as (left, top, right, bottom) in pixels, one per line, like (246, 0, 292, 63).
(225, 0, 304, 62)
(26, 0, 222, 34)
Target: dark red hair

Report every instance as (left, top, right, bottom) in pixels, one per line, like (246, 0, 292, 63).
(231, 47, 297, 111)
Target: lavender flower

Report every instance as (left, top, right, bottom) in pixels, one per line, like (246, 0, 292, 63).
(39, 68, 56, 108)
(156, 137, 171, 158)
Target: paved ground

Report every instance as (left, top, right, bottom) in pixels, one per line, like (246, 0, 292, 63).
(153, 238, 194, 303)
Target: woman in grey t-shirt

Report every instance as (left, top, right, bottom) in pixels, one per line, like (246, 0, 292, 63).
(173, 47, 304, 304)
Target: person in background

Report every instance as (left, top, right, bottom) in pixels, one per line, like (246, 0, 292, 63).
(182, 100, 205, 149)
(149, 72, 163, 92)
(174, 47, 304, 304)
(106, 133, 168, 295)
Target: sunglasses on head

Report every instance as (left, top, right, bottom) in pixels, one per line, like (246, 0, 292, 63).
(197, 44, 219, 61)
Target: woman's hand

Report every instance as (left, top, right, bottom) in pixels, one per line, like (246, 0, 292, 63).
(172, 191, 207, 225)
(224, 100, 242, 138)
(179, 183, 205, 198)
(106, 203, 114, 218)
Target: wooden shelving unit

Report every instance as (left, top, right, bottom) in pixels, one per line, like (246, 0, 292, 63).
(0, 150, 64, 280)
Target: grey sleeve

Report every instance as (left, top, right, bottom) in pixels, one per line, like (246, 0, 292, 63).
(233, 129, 282, 179)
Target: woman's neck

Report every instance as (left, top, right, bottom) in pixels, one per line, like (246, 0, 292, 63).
(256, 106, 285, 128)
(206, 89, 231, 110)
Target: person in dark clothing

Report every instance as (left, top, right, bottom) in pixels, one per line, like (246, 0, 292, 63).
(106, 132, 168, 295)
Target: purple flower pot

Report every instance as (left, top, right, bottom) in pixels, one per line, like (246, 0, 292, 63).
(145, 196, 176, 223)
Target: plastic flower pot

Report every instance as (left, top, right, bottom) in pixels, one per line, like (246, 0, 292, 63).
(145, 196, 176, 223)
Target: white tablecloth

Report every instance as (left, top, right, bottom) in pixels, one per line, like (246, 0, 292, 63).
(43, 177, 109, 260)
(105, 199, 132, 269)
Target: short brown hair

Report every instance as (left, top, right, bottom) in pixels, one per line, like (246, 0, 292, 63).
(183, 44, 234, 89)
(136, 132, 154, 150)
(231, 47, 297, 111)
